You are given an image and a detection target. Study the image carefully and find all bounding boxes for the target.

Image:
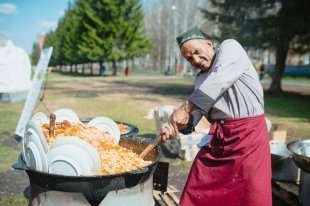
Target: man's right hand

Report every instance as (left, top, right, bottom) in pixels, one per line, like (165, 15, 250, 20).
(160, 122, 178, 142)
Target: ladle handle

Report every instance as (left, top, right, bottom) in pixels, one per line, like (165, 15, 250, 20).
(139, 135, 162, 159)
(49, 114, 56, 139)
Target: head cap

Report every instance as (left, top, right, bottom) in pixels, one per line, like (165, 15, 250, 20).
(176, 26, 207, 48)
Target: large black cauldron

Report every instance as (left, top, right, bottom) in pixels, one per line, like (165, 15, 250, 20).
(13, 138, 160, 206)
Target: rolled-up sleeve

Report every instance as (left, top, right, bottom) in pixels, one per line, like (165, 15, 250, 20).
(188, 39, 247, 113)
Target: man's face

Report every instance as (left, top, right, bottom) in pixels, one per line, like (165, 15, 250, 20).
(181, 39, 215, 72)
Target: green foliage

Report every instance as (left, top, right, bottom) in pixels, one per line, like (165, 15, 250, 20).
(60, 4, 81, 64)
(202, 0, 310, 92)
(202, 0, 310, 51)
(42, 0, 151, 71)
(30, 42, 40, 66)
(44, 31, 60, 66)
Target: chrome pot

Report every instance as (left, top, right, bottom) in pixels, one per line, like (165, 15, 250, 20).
(287, 139, 310, 173)
(270, 141, 299, 182)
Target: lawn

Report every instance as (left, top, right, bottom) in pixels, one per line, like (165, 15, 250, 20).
(0, 72, 309, 205)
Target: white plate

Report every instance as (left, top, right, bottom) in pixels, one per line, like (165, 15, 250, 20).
(87, 117, 120, 144)
(52, 108, 80, 123)
(24, 141, 45, 171)
(28, 134, 48, 172)
(24, 120, 49, 152)
(31, 112, 49, 125)
(46, 144, 92, 176)
(51, 136, 101, 173)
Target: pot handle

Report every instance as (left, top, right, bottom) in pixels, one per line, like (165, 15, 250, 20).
(128, 167, 149, 174)
(11, 154, 27, 170)
(12, 162, 26, 170)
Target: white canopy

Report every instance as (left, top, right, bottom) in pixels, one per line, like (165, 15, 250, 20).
(0, 40, 32, 93)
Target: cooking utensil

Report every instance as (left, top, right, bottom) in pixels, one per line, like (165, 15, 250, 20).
(287, 139, 310, 173)
(49, 114, 56, 139)
(12, 138, 160, 206)
(269, 140, 298, 182)
(139, 135, 162, 159)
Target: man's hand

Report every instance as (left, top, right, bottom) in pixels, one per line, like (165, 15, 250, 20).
(171, 100, 196, 131)
(171, 107, 189, 131)
(161, 122, 177, 142)
(160, 100, 197, 142)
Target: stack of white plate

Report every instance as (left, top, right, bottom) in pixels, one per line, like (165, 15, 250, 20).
(23, 120, 49, 172)
(87, 116, 120, 144)
(22, 108, 121, 176)
(47, 136, 101, 176)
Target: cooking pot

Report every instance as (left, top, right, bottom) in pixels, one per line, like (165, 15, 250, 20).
(269, 140, 299, 182)
(287, 140, 310, 206)
(12, 138, 160, 206)
(114, 121, 139, 139)
(287, 139, 310, 173)
(80, 118, 139, 139)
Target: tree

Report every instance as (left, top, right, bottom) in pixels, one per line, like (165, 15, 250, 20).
(44, 30, 60, 67)
(143, 0, 210, 73)
(202, 0, 310, 92)
(75, 0, 151, 75)
(59, 3, 81, 68)
(30, 42, 41, 66)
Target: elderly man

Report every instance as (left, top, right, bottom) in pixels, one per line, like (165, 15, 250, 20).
(161, 27, 271, 206)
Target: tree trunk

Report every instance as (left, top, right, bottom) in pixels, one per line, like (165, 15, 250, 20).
(268, 40, 289, 92)
(90, 62, 93, 75)
(99, 60, 103, 76)
(112, 60, 117, 76)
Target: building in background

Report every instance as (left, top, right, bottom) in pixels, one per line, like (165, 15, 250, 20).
(37, 34, 46, 51)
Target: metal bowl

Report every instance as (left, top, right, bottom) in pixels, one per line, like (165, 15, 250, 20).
(287, 139, 310, 173)
(80, 118, 139, 139)
(269, 141, 299, 182)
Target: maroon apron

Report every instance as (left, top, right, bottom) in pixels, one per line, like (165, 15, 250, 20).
(179, 114, 272, 206)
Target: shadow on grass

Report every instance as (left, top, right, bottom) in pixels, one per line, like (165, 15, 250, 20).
(46, 78, 193, 101)
(45, 73, 310, 121)
(264, 91, 310, 121)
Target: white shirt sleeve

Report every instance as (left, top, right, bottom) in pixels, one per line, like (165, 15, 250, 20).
(188, 39, 248, 113)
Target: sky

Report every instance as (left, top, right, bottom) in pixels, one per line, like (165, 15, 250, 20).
(0, 0, 72, 54)
(0, 0, 151, 55)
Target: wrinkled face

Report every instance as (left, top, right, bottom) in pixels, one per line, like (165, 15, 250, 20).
(181, 39, 215, 72)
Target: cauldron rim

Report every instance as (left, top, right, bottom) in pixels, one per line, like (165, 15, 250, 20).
(287, 139, 310, 173)
(13, 138, 161, 205)
(17, 137, 161, 178)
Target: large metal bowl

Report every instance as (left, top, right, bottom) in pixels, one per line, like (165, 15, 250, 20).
(287, 139, 310, 173)
(80, 118, 139, 139)
(269, 141, 299, 182)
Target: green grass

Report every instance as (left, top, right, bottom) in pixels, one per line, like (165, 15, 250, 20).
(0, 102, 24, 134)
(0, 194, 28, 206)
(265, 92, 309, 120)
(74, 97, 156, 135)
(0, 145, 19, 173)
(264, 91, 310, 141)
